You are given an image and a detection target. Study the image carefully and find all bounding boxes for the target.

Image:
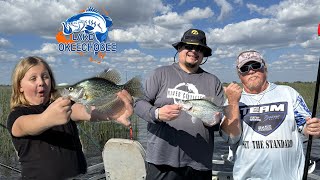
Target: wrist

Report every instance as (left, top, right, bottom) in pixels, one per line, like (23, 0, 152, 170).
(155, 108, 161, 121)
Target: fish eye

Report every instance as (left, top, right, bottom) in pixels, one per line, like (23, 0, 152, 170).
(68, 87, 74, 91)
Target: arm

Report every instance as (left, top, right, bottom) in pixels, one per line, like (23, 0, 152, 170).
(220, 83, 242, 143)
(134, 70, 161, 123)
(134, 69, 180, 123)
(71, 90, 133, 127)
(292, 94, 319, 137)
(11, 97, 72, 137)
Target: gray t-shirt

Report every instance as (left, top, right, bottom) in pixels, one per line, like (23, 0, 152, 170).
(134, 63, 224, 171)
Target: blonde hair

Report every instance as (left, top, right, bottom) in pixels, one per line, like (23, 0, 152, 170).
(10, 56, 58, 110)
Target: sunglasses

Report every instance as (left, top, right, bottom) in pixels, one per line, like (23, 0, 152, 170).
(182, 44, 204, 53)
(238, 62, 264, 74)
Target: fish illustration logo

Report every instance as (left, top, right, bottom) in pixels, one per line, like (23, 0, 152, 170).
(56, 7, 117, 64)
(61, 7, 112, 43)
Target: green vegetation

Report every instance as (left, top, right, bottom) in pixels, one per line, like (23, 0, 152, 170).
(0, 85, 139, 160)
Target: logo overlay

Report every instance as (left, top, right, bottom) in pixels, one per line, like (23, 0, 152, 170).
(240, 102, 288, 136)
(56, 7, 116, 63)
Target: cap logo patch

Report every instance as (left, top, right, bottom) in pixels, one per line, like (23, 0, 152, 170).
(239, 51, 261, 61)
(191, 30, 198, 35)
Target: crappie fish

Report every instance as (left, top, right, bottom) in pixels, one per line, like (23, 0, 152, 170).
(179, 98, 224, 126)
(60, 68, 143, 113)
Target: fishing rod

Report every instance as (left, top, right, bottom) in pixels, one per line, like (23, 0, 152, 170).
(0, 162, 21, 173)
(77, 126, 103, 152)
(302, 58, 320, 180)
(0, 123, 7, 129)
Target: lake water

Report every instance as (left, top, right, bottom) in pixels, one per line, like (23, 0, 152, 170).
(1, 119, 320, 179)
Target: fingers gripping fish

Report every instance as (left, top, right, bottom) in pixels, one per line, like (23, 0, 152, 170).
(179, 98, 225, 126)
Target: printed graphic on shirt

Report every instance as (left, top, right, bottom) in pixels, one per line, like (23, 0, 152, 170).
(167, 83, 205, 104)
(240, 102, 288, 136)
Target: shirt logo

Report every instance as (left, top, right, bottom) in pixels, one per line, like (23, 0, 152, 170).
(240, 102, 288, 136)
(167, 83, 205, 104)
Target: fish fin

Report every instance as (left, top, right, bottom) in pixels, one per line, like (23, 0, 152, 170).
(123, 76, 144, 97)
(102, 15, 113, 27)
(95, 68, 121, 84)
(95, 32, 108, 43)
(191, 116, 198, 123)
(86, 7, 100, 13)
(95, 96, 124, 116)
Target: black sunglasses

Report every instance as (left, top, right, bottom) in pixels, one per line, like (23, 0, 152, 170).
(182, 44, 204, 53)
(238, 62, 264, 74)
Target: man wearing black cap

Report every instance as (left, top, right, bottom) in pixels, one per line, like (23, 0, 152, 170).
(134, 29, 225, 179)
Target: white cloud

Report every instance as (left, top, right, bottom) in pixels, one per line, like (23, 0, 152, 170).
(246, 0, 320, 27)
(110, 6, 213, 48)
(0, 0, 86, 36)
(179, 0, 186, 6)
(0, 50, 18, 62)
(118, 48, 156, 63)
(300, 36, 320, 53)
(247, 4, 267, 15)
(214, 0, 233, 21)
(20, 43, 60, 56)
(154, 7, 213, 29)
(207, 18, 296, 48)
(0, 38, 11, 48)
(183, 7, 214, 20)
(234, 0, 243, 5)
(0, 0, 170, 37)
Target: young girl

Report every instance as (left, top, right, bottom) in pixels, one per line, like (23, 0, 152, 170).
(7, 56, 133, 179)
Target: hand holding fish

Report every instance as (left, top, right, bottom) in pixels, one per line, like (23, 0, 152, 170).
(305, 117, 320, 137)
(158, 104, 181, 121)
(44, 97, 72, 126)
(179, 98, 224, 126)
(106, 90, 133, 126)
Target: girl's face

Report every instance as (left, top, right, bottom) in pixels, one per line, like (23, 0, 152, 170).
(19, 63, 52, 105)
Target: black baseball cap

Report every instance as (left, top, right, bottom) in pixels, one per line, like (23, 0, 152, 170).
(172, 29, 212, 57)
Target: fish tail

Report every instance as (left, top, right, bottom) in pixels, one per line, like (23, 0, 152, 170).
(123, 76, 144, 97)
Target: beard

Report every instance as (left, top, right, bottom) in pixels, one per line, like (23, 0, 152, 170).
(185, 61, 197, 68)
(246, 76, 264, 91)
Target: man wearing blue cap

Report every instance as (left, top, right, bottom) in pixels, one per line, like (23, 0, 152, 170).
(134, 29, 224, 179)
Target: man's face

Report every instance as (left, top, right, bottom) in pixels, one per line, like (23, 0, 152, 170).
(178, 44, 204, 69)
(238, 61, 267, 93)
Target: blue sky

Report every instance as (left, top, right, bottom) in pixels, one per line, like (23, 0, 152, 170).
(0, 0, 319, 85)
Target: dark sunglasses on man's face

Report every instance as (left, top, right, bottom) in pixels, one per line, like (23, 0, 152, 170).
(182, 44, 204, 53)
(238, 62, 264, 74)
